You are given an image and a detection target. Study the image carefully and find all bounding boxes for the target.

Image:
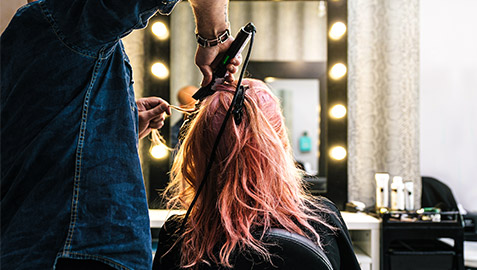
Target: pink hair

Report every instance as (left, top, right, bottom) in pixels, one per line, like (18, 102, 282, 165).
(164, 79, 334, 268)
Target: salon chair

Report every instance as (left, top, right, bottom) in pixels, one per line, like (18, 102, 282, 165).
(421, 176, 459, 212)
(421, 176, 477, 269)
(232, 228, 333, 270)
(155, 227, 333, 270)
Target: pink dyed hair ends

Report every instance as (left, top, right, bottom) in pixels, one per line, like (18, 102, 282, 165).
(164, 79, 333, 269)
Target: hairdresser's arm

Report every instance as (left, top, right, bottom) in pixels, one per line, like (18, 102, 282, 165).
(136, 97, 171, 139)
(45, 0, 179, 53)
(189, 0, 240, 86)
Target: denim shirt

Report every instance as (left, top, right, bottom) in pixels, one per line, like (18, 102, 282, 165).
(1, 0, 180, 269)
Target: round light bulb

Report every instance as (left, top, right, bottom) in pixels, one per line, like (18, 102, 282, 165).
(264, 77, 277, 83)
(150, 144, 168, 159)
(329, 22, 347, 40)
(329, 63, 347, 80)
(330, 104, 347, 119)
(330, 146, 347, 160)
(151, 62, 169, 79)
(151, 22, 169, 40)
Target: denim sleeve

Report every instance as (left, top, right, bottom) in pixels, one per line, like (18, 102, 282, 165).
(43, 0, 180, 54)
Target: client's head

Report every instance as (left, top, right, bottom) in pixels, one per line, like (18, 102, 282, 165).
(165, 79, 326, 268)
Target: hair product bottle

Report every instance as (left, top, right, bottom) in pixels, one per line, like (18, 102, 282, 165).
(375, 172, 390, 211)
(299, 131, 312, 153)
(404, 181, 414, 210)
(391, 176, 405, 210)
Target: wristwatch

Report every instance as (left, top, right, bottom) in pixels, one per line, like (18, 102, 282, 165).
(196, 29, 231, 47)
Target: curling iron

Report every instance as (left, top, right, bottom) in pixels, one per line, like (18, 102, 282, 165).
(192, 22, 256, 100)
(180, 22, 256, 234)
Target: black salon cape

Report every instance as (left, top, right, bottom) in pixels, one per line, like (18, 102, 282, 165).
(153, 197, 361, 270)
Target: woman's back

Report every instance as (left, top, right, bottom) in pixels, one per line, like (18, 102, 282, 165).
(154, 197, 359, 270)
(154, 80, 360, 269)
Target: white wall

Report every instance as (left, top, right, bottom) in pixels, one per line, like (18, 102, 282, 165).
(420, 0, 477, 211)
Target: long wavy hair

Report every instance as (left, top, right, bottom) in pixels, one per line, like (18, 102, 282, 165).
(164, 79, 334, 268)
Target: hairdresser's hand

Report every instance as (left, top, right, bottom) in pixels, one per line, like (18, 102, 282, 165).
(136, 97, 171, 139)
(196, 38, 242, 86)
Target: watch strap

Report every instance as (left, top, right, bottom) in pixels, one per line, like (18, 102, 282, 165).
(196, 29, 231, 47)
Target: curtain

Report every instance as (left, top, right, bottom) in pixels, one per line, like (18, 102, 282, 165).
(347, 0, 421, 209)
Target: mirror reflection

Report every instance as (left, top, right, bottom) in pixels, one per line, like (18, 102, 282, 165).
(268, 78, 320, 175)
(245, 61, 327, 192)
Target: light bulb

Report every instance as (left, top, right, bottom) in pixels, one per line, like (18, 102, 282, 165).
(151, 22, 169, 40)
(330, 104, 347, 119)
(264, 77, 277, 83)
(150, 144, 168, 159)
(330, 146, 347, 160)
(151, 62, 169, 79)
(329, 63, 347, 80)
(329, 22, 347, 40)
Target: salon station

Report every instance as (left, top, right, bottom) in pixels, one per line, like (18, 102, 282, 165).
(2, 0, 476, 269)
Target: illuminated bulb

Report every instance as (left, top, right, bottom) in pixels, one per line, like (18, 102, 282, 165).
(151, 62, 169, 79)
(151, 21, 169, 40)
(150, 144, 168, 159)
(330, 146, 347, 160)
(264, 77, 277, 83)
(329, 63, 347, 80)
(330, 104, 347, 119)
(329, 22, 347, 40)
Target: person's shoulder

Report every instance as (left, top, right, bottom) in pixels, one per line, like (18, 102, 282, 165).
(307, 196, 340, 215)
(158, 214, 185, 249)
(162, 214, 185, 234)
(306, 196, 345, 228)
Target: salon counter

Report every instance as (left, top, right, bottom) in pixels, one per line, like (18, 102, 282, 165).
(341, 212, 381, 270)
(149, 209, 185, 228)
(149, 210, 380, 270)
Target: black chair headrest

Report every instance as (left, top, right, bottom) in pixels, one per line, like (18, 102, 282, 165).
(233, 228, 333, 270)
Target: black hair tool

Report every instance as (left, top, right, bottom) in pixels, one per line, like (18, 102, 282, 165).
(179, 23, 256, 234)
(192, 22, 256, 100)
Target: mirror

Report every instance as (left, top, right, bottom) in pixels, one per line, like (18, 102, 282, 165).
(246, 61, 327, 192)
(270, 78, 320, 175)
(145, 0, 330, 206)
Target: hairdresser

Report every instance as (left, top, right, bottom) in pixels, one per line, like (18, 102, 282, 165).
(0, 0, 240, 269)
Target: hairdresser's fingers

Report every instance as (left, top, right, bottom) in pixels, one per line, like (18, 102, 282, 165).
(149, 115, 165, 130)
(224, 72, 235, 83)
(136, 97, 170, 116)
(137, 114, 152, 139)
(152, 97, 171, 115)
(144, 97, 170, 114)
(138, 98, 171, 120)
(229, 54, 242, 67)
(225, 56, 241, 77)
(226, 64, 239, 75)
(224, 66, 238, 82)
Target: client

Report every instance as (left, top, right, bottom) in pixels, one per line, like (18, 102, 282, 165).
(153, 79, 360, 270)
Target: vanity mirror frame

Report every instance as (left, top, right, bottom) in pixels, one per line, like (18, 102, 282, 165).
(143, 0, 349, 210)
